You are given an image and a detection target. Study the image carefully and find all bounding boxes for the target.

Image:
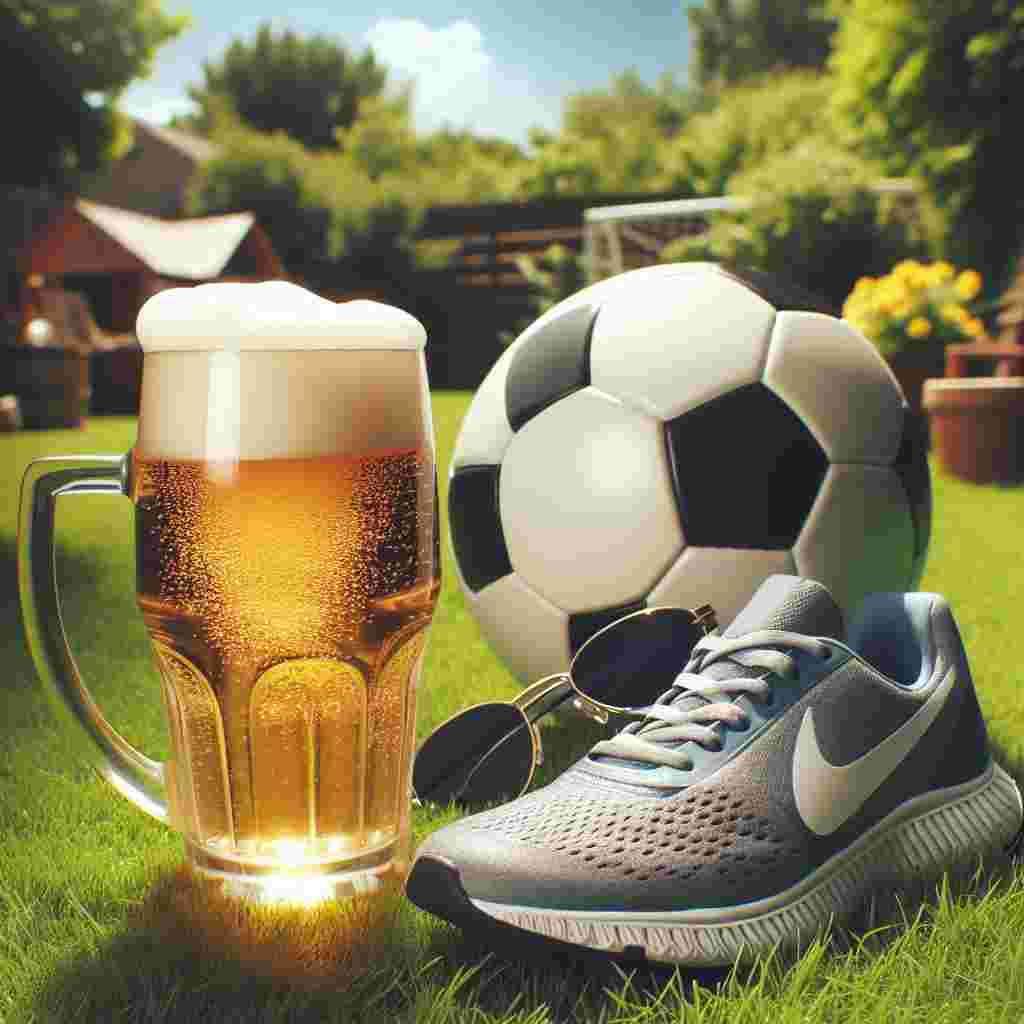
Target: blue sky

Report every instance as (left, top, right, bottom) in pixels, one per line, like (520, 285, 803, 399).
(119, 2, 696, 145)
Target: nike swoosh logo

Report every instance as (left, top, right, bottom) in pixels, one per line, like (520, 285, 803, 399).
(793, 666, 956, 836)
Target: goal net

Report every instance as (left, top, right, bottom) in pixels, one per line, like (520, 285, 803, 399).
(582, 196, 751, 284)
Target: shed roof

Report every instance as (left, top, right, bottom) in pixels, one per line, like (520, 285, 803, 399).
(75, 199, 255, 280)
(133, 120, 219, 165)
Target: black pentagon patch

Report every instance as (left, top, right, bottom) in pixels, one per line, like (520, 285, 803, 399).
(665, 382, 828, 549)
(891, 402, 932, 584)
(713, 264, 836, 317)
(505, 303, 598, 432)
(448, 465, 511, 592)
(569, 599, 647, 658)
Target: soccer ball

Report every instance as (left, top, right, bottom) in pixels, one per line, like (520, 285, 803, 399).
(447, 263, 930, 684)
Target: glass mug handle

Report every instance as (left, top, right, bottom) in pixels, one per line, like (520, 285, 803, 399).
(17, 451, 168, 822)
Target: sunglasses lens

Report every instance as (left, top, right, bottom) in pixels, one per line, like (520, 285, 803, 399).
(572, 608, 703, 711)
(413, 702, 535, 807)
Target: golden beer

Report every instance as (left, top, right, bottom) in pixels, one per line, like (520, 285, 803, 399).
(125, 288, 440, 896)
(133, 448, 438, 872)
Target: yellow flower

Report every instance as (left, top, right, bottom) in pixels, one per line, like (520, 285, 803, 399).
(964, 317, 985, 338)
(928, 261, 955, 285)
(907, 317, 932, 338)
(955, 269, 982, 301)
(874, 280, 909, 309)
(940, 303, 963, 323)
(853, 276, 876, 294)
(893, 259, 922, 277)
(893, 260, 930, 290)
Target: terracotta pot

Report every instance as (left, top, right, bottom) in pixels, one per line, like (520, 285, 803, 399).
(923, 377, 1024, 484)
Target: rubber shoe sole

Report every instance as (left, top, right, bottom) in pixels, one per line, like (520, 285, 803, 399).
(408, 761, 1022, 967)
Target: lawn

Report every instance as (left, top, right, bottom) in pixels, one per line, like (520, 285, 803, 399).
(2, 395, 1024, 1023)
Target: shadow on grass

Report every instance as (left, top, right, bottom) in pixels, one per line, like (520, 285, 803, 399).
(28, 862, 735, 1024)
(29, 864, 429, 1023)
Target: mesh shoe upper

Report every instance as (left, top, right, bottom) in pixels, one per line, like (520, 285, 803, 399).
(415, 576, 992, 913)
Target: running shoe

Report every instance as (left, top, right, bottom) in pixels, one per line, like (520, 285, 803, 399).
(406, 575, 1022, 966)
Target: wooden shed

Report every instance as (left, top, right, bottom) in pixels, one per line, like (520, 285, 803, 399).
(17, 198, 285, 333)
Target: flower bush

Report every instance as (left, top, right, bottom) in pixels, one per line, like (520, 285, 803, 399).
(842, 260, 985, 359)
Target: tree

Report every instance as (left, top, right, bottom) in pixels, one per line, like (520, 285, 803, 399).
(689, 0, 837, 87)
(518, 71, 694, 196)
(662, 140, 937, 309)
(560, 69, 694, 142)
(186, 125, 330, 274)
(187, 120, 423, 291)
(660, 70, 839, 195)
(830, 0, 1024, 292)
(2, 0, 189, 186)
(334, 89, 418, 181)
(185, 23, 388, 150)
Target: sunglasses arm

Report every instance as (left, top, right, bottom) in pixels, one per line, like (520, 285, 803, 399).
(513, 674, 610, 726)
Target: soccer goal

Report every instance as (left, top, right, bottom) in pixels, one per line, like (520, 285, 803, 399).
(581, 196, 752, 284)
(582, 180, 918, 285)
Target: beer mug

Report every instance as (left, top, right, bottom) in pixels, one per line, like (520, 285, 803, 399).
(17, 282, 440, 904)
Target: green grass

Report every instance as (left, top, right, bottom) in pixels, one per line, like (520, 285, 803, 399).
(1, 396, 1024, 1023)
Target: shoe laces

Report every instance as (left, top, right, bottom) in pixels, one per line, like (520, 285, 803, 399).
(589, 630, 832, 772)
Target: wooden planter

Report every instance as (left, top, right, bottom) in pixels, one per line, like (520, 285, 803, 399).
(923, 377, 1024, 484)
(945, 341, 1024, 379)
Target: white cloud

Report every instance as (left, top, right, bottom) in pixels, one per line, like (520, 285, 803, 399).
(366, 19, 491, 100)
(118, 88, 197, 127)
(365, 18, 559, 144)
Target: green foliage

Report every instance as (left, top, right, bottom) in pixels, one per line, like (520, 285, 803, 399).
(302, 153, 422, 290)
(333, 98, 527, 203)
(186, 22, 388, 151)
(412, 129, 528, 203)
(186, 116, 447, 292)
(9, 0, 190, 97)
(187, 72, 534, 289)
(829, 0, 1024, 291)
(334, 90, 419, 181)
(517, 71, 695, 196)
(661, 140, 937, 308)
(186, 126, 331, 273)
(661, 70, 840, 195)
(689, 0, 838, 87)
(501, 244, 586, 345)
(6, 0, 189, 183)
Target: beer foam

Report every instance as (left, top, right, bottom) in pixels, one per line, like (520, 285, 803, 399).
(136, 347, 432, 461)
(136, 280, 426, 352)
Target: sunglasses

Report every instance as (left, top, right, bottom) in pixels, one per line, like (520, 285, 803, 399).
(412, 604, 717, 808)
